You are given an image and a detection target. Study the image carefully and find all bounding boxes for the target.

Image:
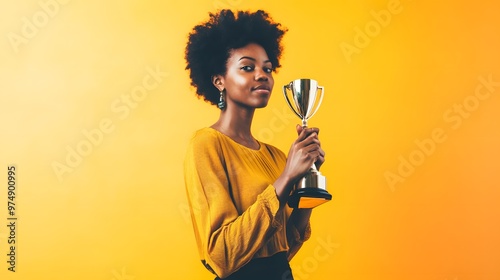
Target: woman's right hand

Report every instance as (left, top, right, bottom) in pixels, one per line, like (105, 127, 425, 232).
(283, 125, 321, 183)
(273, 125, 322, 206)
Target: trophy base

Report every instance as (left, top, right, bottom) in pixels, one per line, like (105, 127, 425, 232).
(288, 188, 332, 209)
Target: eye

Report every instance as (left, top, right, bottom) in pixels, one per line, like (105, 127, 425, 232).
(240, 65, 254, 72)
(263, 67, 273, 73)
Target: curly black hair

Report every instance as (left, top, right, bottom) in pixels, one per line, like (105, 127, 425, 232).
(185, 9, 287, 106)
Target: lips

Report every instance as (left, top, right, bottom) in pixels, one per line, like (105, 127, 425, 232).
(252, 85, 271, 91)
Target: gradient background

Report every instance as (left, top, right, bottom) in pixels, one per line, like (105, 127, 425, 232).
(1, 0, 499, 279)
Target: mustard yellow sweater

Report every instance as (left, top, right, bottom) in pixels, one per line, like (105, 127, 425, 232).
(184, 128, 311, 278)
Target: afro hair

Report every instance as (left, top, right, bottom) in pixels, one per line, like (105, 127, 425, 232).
(185, 9, 287, 106)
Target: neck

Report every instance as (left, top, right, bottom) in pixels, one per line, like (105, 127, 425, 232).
(211, 106, 257, 147)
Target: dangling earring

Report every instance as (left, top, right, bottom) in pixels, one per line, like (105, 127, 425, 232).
(217, 89, 226, 110)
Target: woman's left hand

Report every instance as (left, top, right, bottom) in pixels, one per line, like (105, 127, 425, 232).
(296, 125, 325, 170)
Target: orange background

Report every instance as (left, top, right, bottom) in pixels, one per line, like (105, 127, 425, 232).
(0, 0, 499, 279)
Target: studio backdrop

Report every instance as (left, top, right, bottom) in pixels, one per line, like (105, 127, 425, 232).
(1, 0, 499, 279)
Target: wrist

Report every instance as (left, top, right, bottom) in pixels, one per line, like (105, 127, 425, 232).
(273, 174, 294, 207)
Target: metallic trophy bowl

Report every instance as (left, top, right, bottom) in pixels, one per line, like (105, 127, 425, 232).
(283, 78, 332, 208)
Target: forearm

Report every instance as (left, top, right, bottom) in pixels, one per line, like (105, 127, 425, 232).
(289, 208, 312, 239)
(273, 174, 295, 209)
(286, 208, 312, 260)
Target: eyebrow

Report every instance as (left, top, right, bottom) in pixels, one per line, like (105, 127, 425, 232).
(238, 56, 272, 64)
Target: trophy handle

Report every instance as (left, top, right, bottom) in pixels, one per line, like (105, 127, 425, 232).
(283, 83, 303, 119)
(306, 85, 324, 121)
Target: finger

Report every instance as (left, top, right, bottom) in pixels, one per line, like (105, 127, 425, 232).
(307, 131, 321, 147)
(295, 133, 320, 149)
(309, 150, 322, 162)
(299, 127, 319, 138)
(296, 126, 311, 142)
(314, 156, 325, 170)
(302, 142, 321, 154)
(304, 132, 320, 145)
(316, 153, 325, 162)
(317, 156, 325, 163)
(305, 127, 319, 135)
(309, 127, 320, 135)
(317, 147, 325, 157)
(296, 124, 304, 136)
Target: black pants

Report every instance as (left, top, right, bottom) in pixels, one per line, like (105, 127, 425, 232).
(215, 252, 294, 280)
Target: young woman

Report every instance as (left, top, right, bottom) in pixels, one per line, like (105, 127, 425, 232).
(184, 10, 325, 280)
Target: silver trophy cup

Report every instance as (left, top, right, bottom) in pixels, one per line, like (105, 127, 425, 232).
(283, 79, 332, 208)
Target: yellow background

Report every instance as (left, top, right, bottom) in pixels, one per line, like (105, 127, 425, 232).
(1, 0, 499, 279)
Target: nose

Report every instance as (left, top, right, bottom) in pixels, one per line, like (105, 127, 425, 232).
(255, 68, 268, 81)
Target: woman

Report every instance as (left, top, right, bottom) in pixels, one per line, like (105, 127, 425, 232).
(184, 9, 325, 280)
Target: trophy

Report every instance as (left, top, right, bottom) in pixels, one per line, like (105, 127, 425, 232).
(283, 79, 332, 208)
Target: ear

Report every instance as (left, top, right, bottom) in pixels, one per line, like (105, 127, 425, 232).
(212, 75, 224, 92)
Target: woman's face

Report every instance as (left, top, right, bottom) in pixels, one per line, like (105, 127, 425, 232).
(216, 43, 274, 109)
